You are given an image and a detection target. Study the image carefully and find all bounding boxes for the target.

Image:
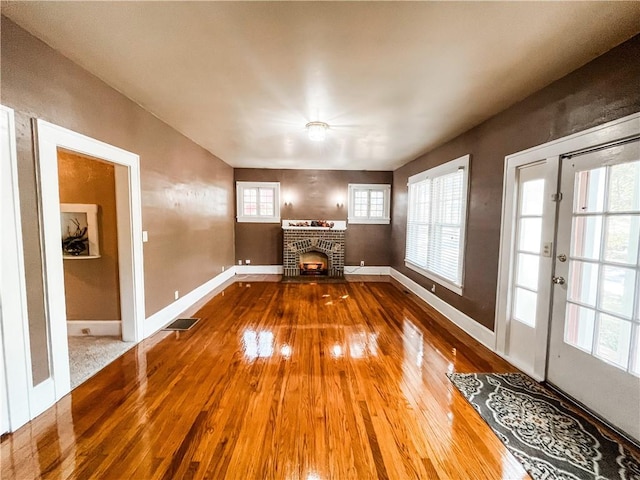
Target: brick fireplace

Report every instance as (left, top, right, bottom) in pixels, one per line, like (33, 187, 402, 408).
(282, 220, 346, 277)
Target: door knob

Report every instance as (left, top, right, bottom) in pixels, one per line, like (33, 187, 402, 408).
(552, 276, 565, 285)
(557, 254, 567, 262)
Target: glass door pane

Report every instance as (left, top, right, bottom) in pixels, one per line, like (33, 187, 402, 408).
(511, 173, 545, 327)
(563, 158, 640, 373)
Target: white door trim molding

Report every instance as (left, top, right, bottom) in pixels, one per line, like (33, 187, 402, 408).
(501, 112, 640, 166)
(0, 105, 32, 431)
(495, 111, 640, 380)
(390, 268, 496, 350)
(35, 119, 145, 407)
(29, 378, 55, 419)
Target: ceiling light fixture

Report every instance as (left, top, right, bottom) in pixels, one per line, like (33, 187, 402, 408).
(305, 121, 329, 141)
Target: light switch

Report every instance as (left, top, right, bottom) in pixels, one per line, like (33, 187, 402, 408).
(542, 242, 552, 257)
(142, 231, 148, 242)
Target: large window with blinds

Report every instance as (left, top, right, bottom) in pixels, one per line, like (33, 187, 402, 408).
(405, 154, 470, 294)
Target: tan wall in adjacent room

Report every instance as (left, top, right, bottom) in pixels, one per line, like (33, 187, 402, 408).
(58, 149, 121, 321)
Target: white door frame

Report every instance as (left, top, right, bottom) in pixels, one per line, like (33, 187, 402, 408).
(35, 119, 145, 406)
(0, 105, 33, 431)
(495, 111, 640, 380)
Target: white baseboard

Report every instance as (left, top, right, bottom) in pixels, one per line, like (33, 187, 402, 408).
(67, 320, 122, 336)
(235, 265, 283, 274)
(390, 268, 495, 350)
(144, 267, 237, 338)
(235, 265, 391, 275)
(344, 265, 391, 275)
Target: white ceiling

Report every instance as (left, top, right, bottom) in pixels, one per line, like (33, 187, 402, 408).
(4, 2, 640, 171)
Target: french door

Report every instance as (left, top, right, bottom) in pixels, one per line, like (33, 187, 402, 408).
(547, 139, 640, 441)
(501, 158, 558, 381)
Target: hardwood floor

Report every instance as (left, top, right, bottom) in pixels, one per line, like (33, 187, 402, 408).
(1, 280, 529, 479)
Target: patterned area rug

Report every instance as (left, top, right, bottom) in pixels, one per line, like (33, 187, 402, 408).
(447, 373, 640, 480)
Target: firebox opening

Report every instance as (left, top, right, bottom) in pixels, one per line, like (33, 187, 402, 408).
(299, 251, 328, 276)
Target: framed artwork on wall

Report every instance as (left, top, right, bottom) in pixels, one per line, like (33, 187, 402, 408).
(60, 203, 100, 259)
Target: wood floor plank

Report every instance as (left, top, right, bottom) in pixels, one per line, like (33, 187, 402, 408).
(1, 280, 532, 479)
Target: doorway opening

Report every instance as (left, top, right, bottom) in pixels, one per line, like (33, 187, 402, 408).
(57, 148, 135, 388)
(33, 119, 145, 414)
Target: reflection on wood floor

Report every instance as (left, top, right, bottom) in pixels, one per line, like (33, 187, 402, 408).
(1, 279, 529, 479)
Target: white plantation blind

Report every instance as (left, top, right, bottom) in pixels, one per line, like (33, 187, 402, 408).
(405, 155, 470, 294)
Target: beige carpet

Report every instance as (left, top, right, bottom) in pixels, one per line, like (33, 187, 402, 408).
(67, 336, 135, 389)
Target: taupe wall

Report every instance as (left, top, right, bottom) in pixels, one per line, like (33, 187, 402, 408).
(1, 17, 235, 384)
(58, 150, 121, 321)
(391, 34, 640, 331)
(234, 169, 392, 266)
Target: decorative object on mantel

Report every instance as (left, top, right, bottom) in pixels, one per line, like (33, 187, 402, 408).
(288, 220, 335, 228)
(60, 203, 101, 259)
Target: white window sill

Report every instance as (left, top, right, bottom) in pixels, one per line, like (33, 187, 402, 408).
(236, 216, 281, 224)
(404, 261, 463, 296)
(347, 217, 390, 225)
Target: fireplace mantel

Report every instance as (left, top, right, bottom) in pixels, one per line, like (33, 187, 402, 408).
(282, 219, 347, 231)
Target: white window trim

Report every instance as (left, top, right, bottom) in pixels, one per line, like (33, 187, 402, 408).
(404, 154, 470, 296)
(236, 181, 281, 223)
(347, 183, 391, 224)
